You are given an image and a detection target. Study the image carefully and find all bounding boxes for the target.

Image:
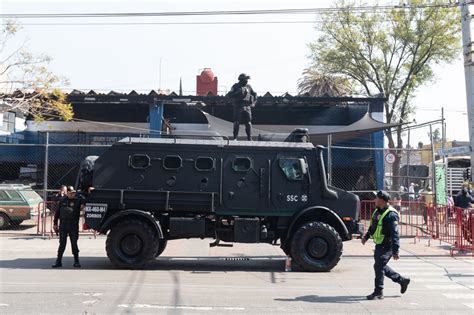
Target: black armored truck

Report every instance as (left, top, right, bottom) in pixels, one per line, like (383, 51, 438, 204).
(81, 137, 362, 271)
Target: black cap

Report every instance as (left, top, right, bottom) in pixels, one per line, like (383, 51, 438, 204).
(238, 73, 250, 81)
(67, 186, 75, 192)
(375, 190, 390, 202)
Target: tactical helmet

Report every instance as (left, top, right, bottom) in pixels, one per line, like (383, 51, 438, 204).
(375, 190, 390, 202)
(238, 73, 250, 81)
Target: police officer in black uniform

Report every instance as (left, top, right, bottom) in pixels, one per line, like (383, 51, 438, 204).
(454, 186, 474, 209)
(52, 186, 84, 268)
(227, 73, 257, 140)
(361, 190, 410, 300)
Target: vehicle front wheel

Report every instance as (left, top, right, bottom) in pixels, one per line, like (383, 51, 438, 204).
(106, 219, 159, 269)
(290, 221, 342, 272)
(0, 213, 10, 230)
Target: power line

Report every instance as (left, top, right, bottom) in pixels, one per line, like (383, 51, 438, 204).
(416, 108, 467, 113)
(0, 3, 464, 19)
(16, 20, 323, 26)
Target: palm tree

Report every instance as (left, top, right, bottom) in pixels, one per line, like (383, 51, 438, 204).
(297, 68, 352, 97)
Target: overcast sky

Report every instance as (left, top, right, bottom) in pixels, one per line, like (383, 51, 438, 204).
(1, 0, 470, 145)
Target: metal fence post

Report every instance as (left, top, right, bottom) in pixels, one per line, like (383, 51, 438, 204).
(471, 212, 474, 257)
(42, 132, 49, 236)
(429, 125, 437, 207)
(442, 107, 448, 197)
(406, 130, 410, 188)
(327, 134, 332, 186)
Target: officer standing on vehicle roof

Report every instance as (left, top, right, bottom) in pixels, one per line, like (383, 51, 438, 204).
(361, 190, 410, 300)
(52, 186, 85, 268)
(227, 73, 257, 141)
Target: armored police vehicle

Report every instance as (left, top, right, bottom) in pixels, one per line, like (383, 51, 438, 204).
(81, 137, 362, 271)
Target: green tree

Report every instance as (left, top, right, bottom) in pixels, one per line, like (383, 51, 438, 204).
(0, 20, 72, 121)
(307, 0, 460, 188)
(297, 68, 352, 96)
(429, 128, 442, 143)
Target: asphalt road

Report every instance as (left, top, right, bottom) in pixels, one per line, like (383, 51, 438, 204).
(0, 236, 473, 315)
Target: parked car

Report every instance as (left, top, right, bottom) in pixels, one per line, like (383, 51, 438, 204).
(0, 184, 43, 229)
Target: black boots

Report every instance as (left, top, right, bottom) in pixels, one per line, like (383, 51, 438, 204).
(245, 123, 252, 141)
(366, 278, 409, 300)
(233, 122, 239, 140)
(366, 292, 384, 300)
(51, 257, 62, 268)
(52, 256, 81, 268)
(400, 278, 411, 294)
(73, 255, 81, 268)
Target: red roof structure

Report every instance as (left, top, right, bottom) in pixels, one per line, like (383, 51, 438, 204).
(196, 68, 218, 96)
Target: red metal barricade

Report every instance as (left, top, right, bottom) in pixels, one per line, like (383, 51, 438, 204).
(36, 200, 95, 238)
(361, 200, 472, 256)
(36, 201, 56, 237)
(423, 205, 473, 256)
(360, 200, 429, 238)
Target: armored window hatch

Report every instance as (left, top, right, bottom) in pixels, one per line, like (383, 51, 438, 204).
(232, 157, 252, 172)
(163, 155, 183, 170)
(129, 154, 151, 169)
(195, 157, 215, 172)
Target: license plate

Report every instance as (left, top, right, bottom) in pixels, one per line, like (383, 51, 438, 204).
(84, 203, 107, 219)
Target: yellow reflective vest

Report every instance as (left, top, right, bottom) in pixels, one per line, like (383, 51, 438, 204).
(370, 206, 399, 245)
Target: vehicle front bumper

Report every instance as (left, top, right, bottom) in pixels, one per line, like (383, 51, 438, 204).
(345, 220, 365, 238)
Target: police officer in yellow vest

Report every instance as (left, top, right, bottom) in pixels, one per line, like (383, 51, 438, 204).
(362, 190, 410, 300)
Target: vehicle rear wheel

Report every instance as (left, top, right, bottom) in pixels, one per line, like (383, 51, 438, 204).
(106, 219, 159, 269)
(155, 239, 168, 257)
(0, 213, 10, 230)
(290, 221, 342, 272)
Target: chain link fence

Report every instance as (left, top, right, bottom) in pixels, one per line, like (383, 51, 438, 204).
(0, 143, 46, 232)
(0, 136, 113, 234)
(327, 145, 438, 204)
(0, 131, 450, 234)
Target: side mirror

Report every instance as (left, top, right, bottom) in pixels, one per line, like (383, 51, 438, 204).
(299, 158, 308, 175)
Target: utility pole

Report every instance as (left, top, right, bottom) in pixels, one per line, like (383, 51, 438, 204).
(461, 1, 474, 179)
(159, 57, 163, 91)
(442, 107, 448, 197)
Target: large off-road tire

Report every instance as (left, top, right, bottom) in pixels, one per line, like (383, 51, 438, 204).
(0, 213, 10, 230)
(154, 239, 168, 257)
(106, 219, 159, 269)
(290, 221, 343, 272)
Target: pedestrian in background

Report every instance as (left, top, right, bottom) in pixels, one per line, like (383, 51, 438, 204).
(454, 186, 474, 210)
(50, 185, 67, 218)
(362, 190, 410, 300)
(420, 186, 433, 224)
(58, 185, 67, 198)
(408, 183, 415, 201)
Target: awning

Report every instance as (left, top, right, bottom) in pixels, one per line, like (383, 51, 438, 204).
(202, 111, 399, 145)
(309, 113, 400, 145)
